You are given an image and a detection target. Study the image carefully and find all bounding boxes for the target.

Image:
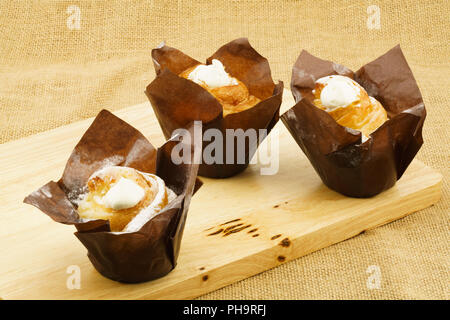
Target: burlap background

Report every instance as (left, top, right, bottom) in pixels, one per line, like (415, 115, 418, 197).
(0, 0, 448, 299)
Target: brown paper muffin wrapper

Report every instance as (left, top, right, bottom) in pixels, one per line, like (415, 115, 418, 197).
(282, 45, 426, 198)
(146, 38, 284, 178)
(24, 110, 202, 283)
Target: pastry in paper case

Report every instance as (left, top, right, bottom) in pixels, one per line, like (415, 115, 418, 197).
(24, 110, 202, 283)
(282, 45, 425, 197)
(146, 38, 283, 178)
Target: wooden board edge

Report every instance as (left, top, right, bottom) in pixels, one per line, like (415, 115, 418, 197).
(123, 171, 442, 300)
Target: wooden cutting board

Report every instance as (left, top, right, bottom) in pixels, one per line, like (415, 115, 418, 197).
(0, 89, 442, 300)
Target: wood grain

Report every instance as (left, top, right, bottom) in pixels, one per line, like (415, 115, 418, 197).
(0, 90, 442, 299)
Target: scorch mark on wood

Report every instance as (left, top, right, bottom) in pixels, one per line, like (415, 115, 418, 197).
(279, 238, 291, 247)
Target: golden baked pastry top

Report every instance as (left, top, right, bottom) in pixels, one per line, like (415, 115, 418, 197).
(77, 166, 174, 232)
(179, 61, 261, 117)
(312, 75, 388, 139)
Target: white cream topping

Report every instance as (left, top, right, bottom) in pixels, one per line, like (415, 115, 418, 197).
(188, 59, 238, 88)
(79, 166, 177, 233)
(317, 75, 361, 111)
(123, 173, 176, 232)
(102, 177, 145, 210)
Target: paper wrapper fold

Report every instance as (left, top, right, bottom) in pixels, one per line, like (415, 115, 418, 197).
(282, 45, 426, 197)
(24, 110, 202, 283)
(146, 38, 283, 178)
